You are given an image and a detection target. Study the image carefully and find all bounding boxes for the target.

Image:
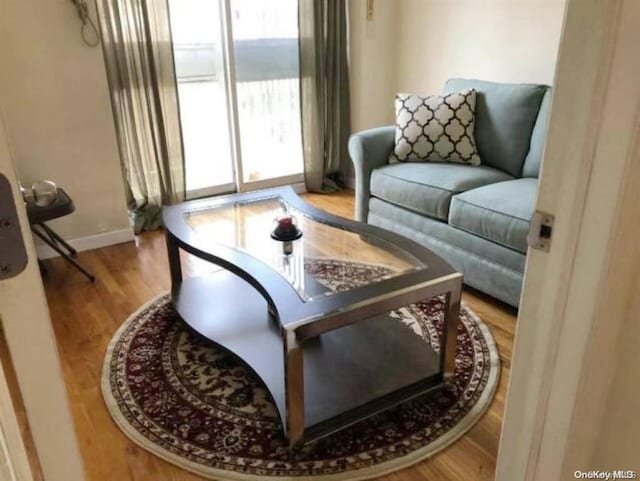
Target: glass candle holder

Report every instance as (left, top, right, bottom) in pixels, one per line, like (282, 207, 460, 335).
(271, 214, 302, 255)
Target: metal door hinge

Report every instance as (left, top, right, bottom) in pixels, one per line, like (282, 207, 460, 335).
(0, 174, 28, 279)
(528, 211, 554, 252)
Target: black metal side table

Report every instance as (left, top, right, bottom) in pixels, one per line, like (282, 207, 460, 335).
(26, 188, 95, 282)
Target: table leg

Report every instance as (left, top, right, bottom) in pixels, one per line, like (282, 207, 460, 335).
(31, 226, 95, 282)
(165, 232, 183, 298)
(284, 329, 304, 449)
(442, 283, 462, 379)
(40, 223, 77, 256)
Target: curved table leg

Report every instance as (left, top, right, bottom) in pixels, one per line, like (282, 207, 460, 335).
(165, 232, 183, 297)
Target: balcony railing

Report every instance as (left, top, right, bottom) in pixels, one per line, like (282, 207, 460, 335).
(174, 38, 299, 82)
(174, 38, 303, 191)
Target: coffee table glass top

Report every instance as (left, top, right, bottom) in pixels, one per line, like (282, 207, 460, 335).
(185, 195, 427, 301)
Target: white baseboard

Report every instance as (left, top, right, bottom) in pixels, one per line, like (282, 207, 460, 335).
(35, 228, 135, 259)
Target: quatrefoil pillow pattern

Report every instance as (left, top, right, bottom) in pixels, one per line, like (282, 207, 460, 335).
(390, 89, 481, 165)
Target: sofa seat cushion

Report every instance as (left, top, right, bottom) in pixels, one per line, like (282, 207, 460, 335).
(370, 162, 513, 221)
(449, 178, 537, 253)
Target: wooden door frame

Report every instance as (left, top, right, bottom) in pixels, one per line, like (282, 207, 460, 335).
(0, 109, 84, 479)
(496, 0, 640, 478)
(0, 345, 32, 481)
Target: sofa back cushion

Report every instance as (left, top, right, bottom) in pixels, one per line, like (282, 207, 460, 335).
(521, 88, 552, 178)
(444, 78, 547, 177)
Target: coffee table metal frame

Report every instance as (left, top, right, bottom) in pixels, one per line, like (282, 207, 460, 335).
(163, 186, 462, 448)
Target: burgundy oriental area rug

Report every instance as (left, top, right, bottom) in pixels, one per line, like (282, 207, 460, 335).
(102, 258, 499, 480)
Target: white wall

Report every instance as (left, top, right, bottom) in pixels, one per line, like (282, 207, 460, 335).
(395, 0, 566, 94)
(0, 0, 130, 240)
(349, 0, 400, 133)
(348, 0, 566, 138)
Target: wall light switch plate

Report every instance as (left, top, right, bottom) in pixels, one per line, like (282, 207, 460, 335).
(366, 0, 375, 20)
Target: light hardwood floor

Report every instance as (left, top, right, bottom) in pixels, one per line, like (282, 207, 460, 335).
(27, 191, 516, 481)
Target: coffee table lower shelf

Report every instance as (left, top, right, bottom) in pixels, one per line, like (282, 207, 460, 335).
(173, 270, 443, 444)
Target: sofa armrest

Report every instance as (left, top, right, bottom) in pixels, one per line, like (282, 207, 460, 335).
(348, 126, 395, 221)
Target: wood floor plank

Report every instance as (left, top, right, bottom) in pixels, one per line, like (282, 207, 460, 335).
(26, 190, 516, 481)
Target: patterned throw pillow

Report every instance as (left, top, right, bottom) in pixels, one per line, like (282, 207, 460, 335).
(390, 89, 481, 165)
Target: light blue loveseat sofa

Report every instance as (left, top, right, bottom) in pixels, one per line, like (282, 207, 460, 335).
(349, 79, 551, 307)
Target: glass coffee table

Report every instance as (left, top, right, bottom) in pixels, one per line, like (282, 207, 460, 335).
(163, 187, 462, 448)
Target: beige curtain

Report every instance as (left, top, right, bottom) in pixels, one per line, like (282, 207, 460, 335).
(298, 0, 351, 193)
(97, 0, 185, 233)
